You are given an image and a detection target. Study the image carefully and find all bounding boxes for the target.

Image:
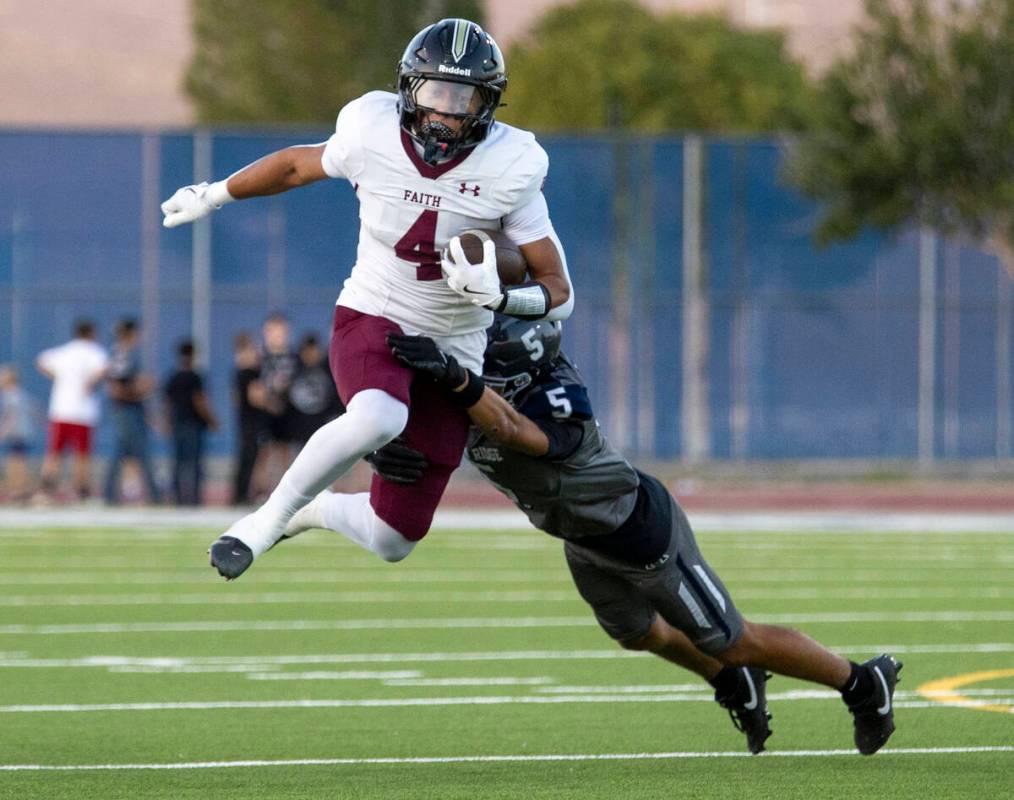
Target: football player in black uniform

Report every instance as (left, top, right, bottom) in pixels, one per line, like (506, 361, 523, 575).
(286, 317, 902, 756)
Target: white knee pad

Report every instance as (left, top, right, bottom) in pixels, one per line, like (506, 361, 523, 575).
(371, 517, 417, 562)
(314, 489, 418, 563)
(345, 389, 409, 452)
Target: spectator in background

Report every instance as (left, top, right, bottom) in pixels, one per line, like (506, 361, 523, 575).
(35, 319, 109, 501)
(164, 340, 218, 506)
(287, 333, 345, 446)
(231, 331, 267, 505)
(259, 313, 299, 488)
(0, 365, 40, 502)
(103, 318, 160, 505)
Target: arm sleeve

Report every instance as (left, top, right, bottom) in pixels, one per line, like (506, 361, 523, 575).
(321, 98, 366, 181)
(533, 418, 585, 461)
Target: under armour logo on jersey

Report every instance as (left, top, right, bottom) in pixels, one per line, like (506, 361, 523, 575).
(459, 182, 480, 196)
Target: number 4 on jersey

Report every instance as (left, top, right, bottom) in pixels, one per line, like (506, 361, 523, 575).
(395, 209, 442, 281)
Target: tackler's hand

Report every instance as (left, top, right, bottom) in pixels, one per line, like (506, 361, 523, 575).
(365, 438, 428, 484)
(387, 333, 466, 389)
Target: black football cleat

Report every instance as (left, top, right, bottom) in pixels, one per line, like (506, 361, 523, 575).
(208, 535, 253, 580)
(847, 654, 902, 755)
(716, 667, 773, 754)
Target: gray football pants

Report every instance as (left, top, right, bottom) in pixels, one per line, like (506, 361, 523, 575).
(564, 498, 744, 656)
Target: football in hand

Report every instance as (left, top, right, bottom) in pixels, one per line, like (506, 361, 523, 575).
(456, 229, 528, 286)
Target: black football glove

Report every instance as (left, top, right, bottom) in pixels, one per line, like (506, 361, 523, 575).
(387, 333, 466, 389)
(364, 437, 428, 484)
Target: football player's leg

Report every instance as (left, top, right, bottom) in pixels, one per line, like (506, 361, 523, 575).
(652, 500, 902, 753)
(563, 538, 774, 752)
(284, 376, 470, 559)
(563, 539, 725, 676)
(659, 503, 850, 688)
(285, 490, 416, 562)
(365, 375, 471, 544)
(636, 502, 772, 753)
(209, 309, 412, 579)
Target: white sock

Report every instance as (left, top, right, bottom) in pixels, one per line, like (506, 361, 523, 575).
(239, 389, 408, 555)
(317, 491, 416, 562)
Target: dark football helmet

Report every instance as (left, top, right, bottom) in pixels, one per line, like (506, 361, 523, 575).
(397, 18, 507, 164)
(483, 315, 562, 403)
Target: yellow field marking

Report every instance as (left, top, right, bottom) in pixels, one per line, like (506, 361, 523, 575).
(917, 669, 1014, 714)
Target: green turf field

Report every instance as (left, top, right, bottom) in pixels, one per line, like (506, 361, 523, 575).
(0, 522, 1011, 799)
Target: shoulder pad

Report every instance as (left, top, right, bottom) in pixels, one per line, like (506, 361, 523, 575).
(519, 377, 593, 421)
(334, 92, 398, 133)
(487, 129, 549, 212)
(351, 91, 398, 119)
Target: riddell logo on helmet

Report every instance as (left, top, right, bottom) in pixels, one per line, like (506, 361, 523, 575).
(438, 64, 472, 76)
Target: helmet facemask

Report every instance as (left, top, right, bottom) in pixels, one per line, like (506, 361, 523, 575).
(402, 76, 494, 164)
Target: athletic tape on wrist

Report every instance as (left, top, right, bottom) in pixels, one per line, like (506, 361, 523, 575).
(449, 370, 485, 408)
(493, 282, 550, 320)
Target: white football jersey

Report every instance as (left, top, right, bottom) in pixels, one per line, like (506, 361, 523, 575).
(321, 91, 550, 345)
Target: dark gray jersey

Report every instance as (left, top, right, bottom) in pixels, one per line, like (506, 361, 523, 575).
(466, 356, 639, 540)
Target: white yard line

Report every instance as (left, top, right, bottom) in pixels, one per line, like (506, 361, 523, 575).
(0, 590, 580, 607)
(2, 642, 1013, 671)
(1, 692, 1011, 714)
(2, 745, 1013, 772)
(243, 674, 554, 686)
(0, 569, 1008, 586)
(5, 586, 1012, 606)
(4, 507, 1014, 532)
(1, 610, 1012, 636)
(0, 558, 1006, 572)
(0, 571, 573, 585)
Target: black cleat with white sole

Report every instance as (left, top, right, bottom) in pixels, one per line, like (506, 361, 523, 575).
(847, 654, 902, 755)
(208, 535, 254, 580)
(716, 667, 773, 754)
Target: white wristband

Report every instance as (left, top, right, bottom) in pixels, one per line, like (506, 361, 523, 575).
(494, 283, 551, 320)
(206, 180, 235, 208)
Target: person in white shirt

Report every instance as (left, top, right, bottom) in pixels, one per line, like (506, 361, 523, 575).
(35, 320, 110, 500)
(161, 19, 575, 579)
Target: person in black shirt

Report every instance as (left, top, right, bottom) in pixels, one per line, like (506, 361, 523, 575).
(231, 332, 267, 505)
(103, 318, 160, 504)
(164, 340, 217, 506)
(288, 333, 345, 446)
(259, 313, 300, 485)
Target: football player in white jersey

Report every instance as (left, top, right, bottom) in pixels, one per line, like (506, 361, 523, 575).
(161, 19, 575, 579)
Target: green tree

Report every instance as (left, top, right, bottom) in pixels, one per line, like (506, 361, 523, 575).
(186, 0, 483, 124)
(791, 0, 1014, 274)
(499, 0, 811, 133)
